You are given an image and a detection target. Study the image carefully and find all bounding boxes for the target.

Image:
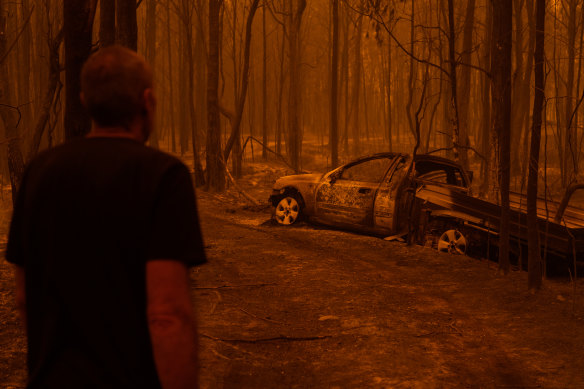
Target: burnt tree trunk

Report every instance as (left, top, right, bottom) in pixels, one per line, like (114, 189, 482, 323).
(479, 1, 492, 198)
(330, 0, 339, 167)
(287, 0, 307, 172)
(116, 0, 137, 50)
(527, 0, 545, 291)
(275, 24, 285, 156)
(206, 0, 224, 191)
(262, 2, 268, 160)
(491, 0, 513, 274)
(563, 0, 578, 185)
(223, 0, 261, 165)
(0, 0, 25, 203)
(182, 0, 205, 186)
(64, 0, 97, 140)
(447, 0, 465, 170)
(100, 0, 116, 47)
(350, 15, 362, 157)
(146, 0, 158, 148)
(166, 0, 176, 152)
(457, 0, 475, 170)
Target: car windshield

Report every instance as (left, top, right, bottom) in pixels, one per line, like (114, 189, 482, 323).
(340, 157, 393, 183)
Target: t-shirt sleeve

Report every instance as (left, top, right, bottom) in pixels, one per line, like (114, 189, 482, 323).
(147, 162, 207, 267)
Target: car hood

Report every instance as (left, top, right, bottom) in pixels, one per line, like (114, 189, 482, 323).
(273, 173, 324, 189)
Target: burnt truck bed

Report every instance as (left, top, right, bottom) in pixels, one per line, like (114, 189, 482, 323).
(415, 184, 584, 263)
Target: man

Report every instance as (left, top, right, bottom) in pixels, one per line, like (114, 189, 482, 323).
(6, 46, 205, 389)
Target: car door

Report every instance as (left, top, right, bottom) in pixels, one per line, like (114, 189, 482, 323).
(315, 157, 393, 226)
(373, 158, 408, 232)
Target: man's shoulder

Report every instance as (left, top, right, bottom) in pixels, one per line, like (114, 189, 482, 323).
(30, 138, 186, 168)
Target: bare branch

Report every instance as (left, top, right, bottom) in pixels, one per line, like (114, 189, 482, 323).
(345, 1, 448, 77)
(427, 145, 486, 162)
(0, 104, 22, 128)
(218, 103, 235, 123)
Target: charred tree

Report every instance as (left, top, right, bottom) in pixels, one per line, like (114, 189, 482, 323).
(491, 0, 513, 274)
(341, 4, 349, 153)
(64, 0, 97, 140)
(179, 0, 205, 186)
(116, 0, 137, 50)
(165, 0, 176, 153)
(146, 0, 158, 148)
(29, 23, 63, 160)
(330, 0, 339, 167)
(447, 0, 465, 170)
(262, 1, 268, 160)
(0, 0, 25, 202)
(479, 1, 492, 198)
(275, 24, 286, 156)
(100, 0, 116, 47)
(527, 0, 545, 291)
(287, 0, 307, 172)
(563, 0, 578, 186)
(206, 0, 224, 191)
(456, 0, 475, 171)
(350, 14, 362, 156)
(223, 0, 261, 170)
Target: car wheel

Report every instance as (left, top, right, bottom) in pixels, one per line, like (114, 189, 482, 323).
(437, 229, 467, 255)
(274, 195, 302, 225)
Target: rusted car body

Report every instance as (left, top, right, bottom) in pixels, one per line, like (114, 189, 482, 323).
(415, 184, 584, 264)
(269, 153, 471, 237)
(270, 153, 584, 265)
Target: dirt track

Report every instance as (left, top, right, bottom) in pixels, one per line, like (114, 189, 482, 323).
(194, 191, 584, 389)
(2, 189, 584, 388)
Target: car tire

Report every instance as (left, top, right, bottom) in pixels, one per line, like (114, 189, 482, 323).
(437, 229, 467, 255)
(274, 193, 303, 225)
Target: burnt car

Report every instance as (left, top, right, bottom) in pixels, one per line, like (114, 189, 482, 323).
(269, 153, 472, 239)
(414, 183, 584, 266)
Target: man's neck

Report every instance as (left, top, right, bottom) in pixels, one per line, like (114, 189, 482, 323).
(87, 125, 144, 142)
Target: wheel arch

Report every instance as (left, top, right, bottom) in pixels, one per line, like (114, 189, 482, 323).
(271, 186, 306, 208)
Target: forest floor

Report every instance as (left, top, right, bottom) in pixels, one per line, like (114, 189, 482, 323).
(2, 155, 584, 388)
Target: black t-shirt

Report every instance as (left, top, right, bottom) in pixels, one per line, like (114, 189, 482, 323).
(6, 137, 206, 389)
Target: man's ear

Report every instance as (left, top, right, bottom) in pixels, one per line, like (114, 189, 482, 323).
(143, 88, 156, 115)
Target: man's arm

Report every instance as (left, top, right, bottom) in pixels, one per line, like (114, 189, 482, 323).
(14, 265, 26, 328)
(146, 260, 198, 389)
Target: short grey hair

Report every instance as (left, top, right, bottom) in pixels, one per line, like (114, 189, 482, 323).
(81, 45, 153, 128)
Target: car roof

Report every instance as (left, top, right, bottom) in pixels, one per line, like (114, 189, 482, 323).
(350, 152, 463, 168)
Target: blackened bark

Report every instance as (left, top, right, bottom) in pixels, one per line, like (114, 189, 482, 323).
(29, 29, 63, 159)
(447, 0, 465, 170)
(491, 0, 512, 274)
(457, 0, 475, 171)
(223, 0, 260, 165)
(350, 15, 362, 157)
(146, 0, 158, 148)
(116, 0, 137, 50)
(100, 0, 116, 47)
(207, 0, 224, 191)
(0, 0, 25, 203)
(330, 0, 339, 167)
(527, 0, 545, 291)
(287, 0, 307, 172)
(479, 0, 492, 198)
(166, 0, 176, 153)
(275, 26, 285, 156)
(64, 0, 97, 140)
(262, 2, 268, 160)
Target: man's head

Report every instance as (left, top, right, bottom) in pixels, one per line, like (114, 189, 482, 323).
(81, 46, 155, 141)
